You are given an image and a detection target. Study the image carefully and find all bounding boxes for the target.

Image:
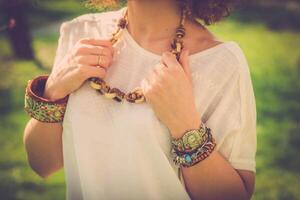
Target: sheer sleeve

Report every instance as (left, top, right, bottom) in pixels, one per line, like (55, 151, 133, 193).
(204, 45, 257, 172)
(227, 49, 257, 172)
(51, 21, 73, 74)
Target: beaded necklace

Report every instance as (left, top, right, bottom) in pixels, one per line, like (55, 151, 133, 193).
(89, 7, 187, 103)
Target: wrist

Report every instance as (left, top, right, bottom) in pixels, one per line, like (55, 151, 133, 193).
(24, 75, 69, 123)
(171, 124, 216, 168)
(44, 79, 67, 101)
(169, 113, 202, 139)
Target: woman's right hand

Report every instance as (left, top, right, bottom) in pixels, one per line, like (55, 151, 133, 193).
(44, 38, 115, 101)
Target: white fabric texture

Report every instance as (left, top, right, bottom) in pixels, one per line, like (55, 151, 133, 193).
(52, 6, 257, 200)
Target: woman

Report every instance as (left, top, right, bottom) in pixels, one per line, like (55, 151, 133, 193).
(23, 0, 257, 199)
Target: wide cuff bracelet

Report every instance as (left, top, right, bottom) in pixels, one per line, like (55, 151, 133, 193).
(172, 127, 216, 168)
(24, 75, 69, 123)
(171, 122, 208, 153)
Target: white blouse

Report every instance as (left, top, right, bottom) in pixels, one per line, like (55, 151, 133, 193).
(52, 6, 257, 200)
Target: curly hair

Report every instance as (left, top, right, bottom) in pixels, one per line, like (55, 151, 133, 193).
(87, 0, 237, 25)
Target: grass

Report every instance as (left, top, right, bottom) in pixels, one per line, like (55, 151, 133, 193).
(0, 5, 300, 199)
(0, 58, 65, 200)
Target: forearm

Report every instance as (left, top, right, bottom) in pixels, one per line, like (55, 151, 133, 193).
(169, 116, 253, 200)
(181, 151, 250, 200)
(23, 118, 63, 178)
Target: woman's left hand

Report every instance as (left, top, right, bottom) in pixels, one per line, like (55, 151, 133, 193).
(141, 49, 202, 139)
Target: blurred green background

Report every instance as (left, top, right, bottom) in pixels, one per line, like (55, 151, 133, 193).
(0, 0, 299, 199)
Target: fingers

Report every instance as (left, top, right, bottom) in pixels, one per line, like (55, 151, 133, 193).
(153, 62, 167, 81)
(77, 64, 107, 80)
(179, 49, 190, 74)
(70, 39, 115, 69)
(79, 38, 114, 53)
(141, 76, 156, 101)
(161, 51, 183, 71)
(161, 50, 192, 84)
(141, 78, 150, 96)
(179, 49, 192, 83)
(76, 45, 113, 57)
(74, 54, 112, 68)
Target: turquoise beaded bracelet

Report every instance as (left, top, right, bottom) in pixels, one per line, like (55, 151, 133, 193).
(171, 126, 216, 167)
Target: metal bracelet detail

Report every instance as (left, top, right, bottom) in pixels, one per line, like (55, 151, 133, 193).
(171, 122, 208, 153)
(172, 127, 216, 167)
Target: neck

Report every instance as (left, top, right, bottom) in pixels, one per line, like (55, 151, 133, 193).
(126, 0, 182, 41)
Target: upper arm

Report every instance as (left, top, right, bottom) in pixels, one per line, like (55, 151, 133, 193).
(224, 45, 257, 197)
(202, 43, 257, 188)
(23, 118, 64, 178)
(236, 169, 255, 199)
(226, 44, 257, 173)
